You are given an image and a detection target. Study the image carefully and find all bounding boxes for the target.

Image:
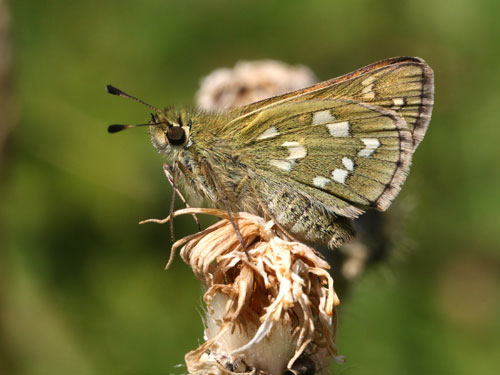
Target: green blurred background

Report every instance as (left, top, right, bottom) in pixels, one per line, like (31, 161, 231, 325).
(1, 0, 499, 374)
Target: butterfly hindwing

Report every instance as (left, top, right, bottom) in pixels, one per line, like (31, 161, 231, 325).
(236, 99, 413, 217)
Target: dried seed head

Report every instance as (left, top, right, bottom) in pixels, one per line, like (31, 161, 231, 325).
(152, 208, 342, 375)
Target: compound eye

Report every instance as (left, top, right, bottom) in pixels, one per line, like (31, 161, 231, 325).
(166, 126, 186, 145)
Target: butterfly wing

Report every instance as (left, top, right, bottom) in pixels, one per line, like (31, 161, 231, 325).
(226, 56, 433, 149)
(191, 58, 433, 248)
(229, 99, 413, 219)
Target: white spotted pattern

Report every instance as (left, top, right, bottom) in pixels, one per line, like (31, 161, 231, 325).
(332, 169, 348, 184)
(361, 76, 376, 86)
(270, 159, 293, 171)
(282, 141, 307, 160)
(342, 157, 354, 171)
(392, 98, 404, 106)
(326, 121, 350, 137)
(312, 110, 335, 125)
(362, 85, 375, 99)
(358, 138, 380, 157)
(257, 126, 280, 140)
(361, 76, 376, 99)
(269, 141, 307, 171)
(313, 176, 331, 188)
(391, 97, 404, 110)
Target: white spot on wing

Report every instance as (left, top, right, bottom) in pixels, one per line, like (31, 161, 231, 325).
(326, 121, 350, 137)
(393, 98, 404, 106)
(361, 76, 376, 99)
(282, 141, 307, 159)
(361, 76, 376, 86)
(362, 84, 375, 99)
(358, 138, 380, 157)
(342, 157, 354, 171)
(313, 176, 331, 188)
(332, 169, 348, 184)
(270, 159, 293, 171)
(312, 110, 335, 125)
(257, 126, 280, 140)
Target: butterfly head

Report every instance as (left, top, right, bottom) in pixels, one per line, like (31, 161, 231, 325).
(149, 110, 191, 151)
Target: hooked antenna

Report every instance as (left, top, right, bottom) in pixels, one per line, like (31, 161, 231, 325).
(106, 84, 162, 112)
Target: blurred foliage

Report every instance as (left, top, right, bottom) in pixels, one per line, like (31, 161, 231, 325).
(1, 0, 500, 374)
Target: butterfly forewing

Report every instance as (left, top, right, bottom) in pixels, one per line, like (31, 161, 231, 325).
(321, 59, 433, 148)
(226, 57, 433, 149)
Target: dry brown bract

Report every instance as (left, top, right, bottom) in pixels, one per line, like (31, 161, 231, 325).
(142, 208, 342, 375)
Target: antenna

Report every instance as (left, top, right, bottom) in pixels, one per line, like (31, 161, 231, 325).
(106, 84, 162, 112)
(107, 121, 169, 133)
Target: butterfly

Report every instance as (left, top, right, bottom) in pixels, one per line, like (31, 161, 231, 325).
(107, 56, 434, 251)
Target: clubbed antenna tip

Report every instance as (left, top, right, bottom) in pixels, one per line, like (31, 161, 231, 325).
(106, 84, 122, 96)
(107, 124, 128, 133)
(105, 84, 162, 112)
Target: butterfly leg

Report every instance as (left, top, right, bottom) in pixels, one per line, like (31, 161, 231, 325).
(163, 163, 201, 231)
(200, 158, 251, 259)
(168, 165, 178, 241)
(234, 175, 249, 199)
(223, 198, 251, 260)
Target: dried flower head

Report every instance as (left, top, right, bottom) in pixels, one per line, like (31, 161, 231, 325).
(143, 208, 342, 375)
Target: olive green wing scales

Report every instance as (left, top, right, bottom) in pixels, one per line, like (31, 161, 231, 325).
(226, 57, 433, 149)
(322, 57, 433, 149)
(233, 99, 413, 218)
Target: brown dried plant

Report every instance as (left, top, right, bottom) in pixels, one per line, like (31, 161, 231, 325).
(143, 208, 342, 375)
